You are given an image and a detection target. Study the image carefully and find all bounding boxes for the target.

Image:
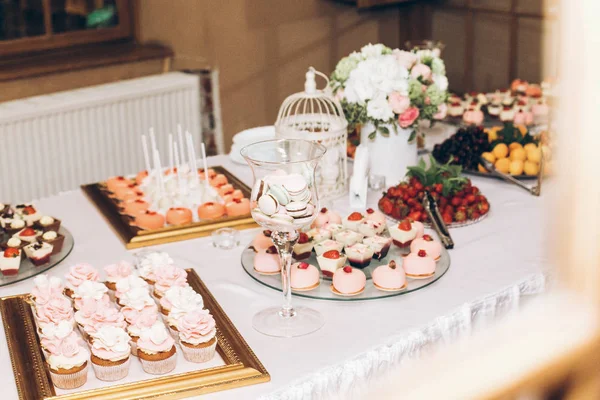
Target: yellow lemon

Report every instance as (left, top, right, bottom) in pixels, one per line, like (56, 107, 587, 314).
(481, 152, 496, 163)
(516, 125, 528, 135)
(524, 160, 540, 176)
(478, 164, 488, 173)
(487, 129, 498, 142)
(510, 147, 527, 161)
(493, 143, 509, 159)
(509, 142, 523, 151)
(541, 145, 552, 160)
(509, 159, 524, 175)
(523, 143, 537, 152)
(495, 158, 510, 173)
(527, 148, 542, 163)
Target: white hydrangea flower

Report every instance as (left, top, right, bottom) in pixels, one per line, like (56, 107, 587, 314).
(366, 93, 394, 121)
(431, 58, 446, 76)
(361, 43, 387, 58)
(433, 74, 449, 92)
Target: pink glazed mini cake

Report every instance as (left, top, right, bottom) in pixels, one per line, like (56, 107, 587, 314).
(372, 260, 407, 291)
(253, 246, 281, 275)
(403, 249, 436, 279)
(311, 207, 342, 229)
(290, 262, 320, 291)
(410, 234, 442, 261)
(331, 266, 366, 296)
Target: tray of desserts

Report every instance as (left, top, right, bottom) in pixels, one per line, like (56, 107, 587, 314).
(82, 166, 257, 249)
(0, 251, 269, 400)
(0, 203, 74, 286)
(242, 208, 450, 301)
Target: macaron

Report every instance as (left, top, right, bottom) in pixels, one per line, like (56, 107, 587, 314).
(290, 189, 311, 203)
(283, 174, 307, 195)
(251, 179, 268, 201)
(258, 194, 279, 216)
(272, 213, 294, 224)
(286, 201, 308, 217)
(268, 184, 290, 206)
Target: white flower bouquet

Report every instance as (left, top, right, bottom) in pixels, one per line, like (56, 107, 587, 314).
(330, 43, 449, 141)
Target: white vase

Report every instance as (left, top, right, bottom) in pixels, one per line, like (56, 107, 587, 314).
(360, 122, 417, 186)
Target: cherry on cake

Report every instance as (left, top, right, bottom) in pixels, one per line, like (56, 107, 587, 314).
(290, 262, 320, 291)
(292, 232, 313, 260)
(372, 260, 407, 292)
(410, 234, 442, 261)
(330, 266, 366, 296)
(403, 249, 436, 279)
(316, 250, 347, 278)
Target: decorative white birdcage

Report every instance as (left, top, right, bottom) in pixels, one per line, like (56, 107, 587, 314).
(275, 67, 348, 200)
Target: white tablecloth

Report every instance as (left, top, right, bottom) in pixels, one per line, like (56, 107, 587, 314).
(0, 155, 548, 399)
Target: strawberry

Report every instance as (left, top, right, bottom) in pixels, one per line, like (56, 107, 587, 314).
(438, 197, 448, 208)
(323, 250, 341, 259)
(320, 207, 328, 214)
(454, 210, 467, 222)
(471, 211, 481, 219)
(442, 213, 453, 224)
(451, 197, 461, 207)
(466, 194, 476, 205)
(408, 211, 421, 222)
(417, 191, 425, 201)
(297, 232, 309, 244)
(407, 198, 417, 207)
(471, 186, 480, 195)
(23, 206, 36, 215)
(3, 248, 19, 258)
(423, 234, 433, 241)
(347, 212, 363, 221)
(263, 230, 272, 237)
(20, 228, 36, 236)
(298, 262, 309, 269)
(414, 181, 424, 191)
(414, 203, 424, 212)
(233, 198, 242, 204)
(461, 199, 469, 207)
(398, 219, 412, 231)
(477, 202, 490, 214)
(444, 205, 454, 215)
(434, 183, 443, 194)
(417, 249, 427, 257)
(266, 246, 278, 254)
(380, 198, 393, 215)
(407, 187, 418, 198)
(475, 195, 485, 203)
(343, 266, 353, 273)
(366, 208, 375, 214)
(391, 205, 403, 220)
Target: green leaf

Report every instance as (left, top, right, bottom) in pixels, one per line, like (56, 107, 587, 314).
(408, 130, 417, 142)
(379, 126, 390, 137)
(368, 131, 376, 140)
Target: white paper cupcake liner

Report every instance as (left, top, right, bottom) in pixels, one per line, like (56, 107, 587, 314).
(168, 326, 179, 341)
(49, 363, 88, 389)
(130, 339, 138, 357)
(139, 352, 177, 375)
(91, 357, 130, 382)
(180, 339, 217, 363)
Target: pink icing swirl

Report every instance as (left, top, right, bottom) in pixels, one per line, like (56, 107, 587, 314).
(41, 331, 81, 353)
(103, 261, 134, 283)
(36, 296, 73, 325)
(83, 307, 127, 335)
(177, 309, 216, 344)
(45, 334, 83, 357)
(31, 275, 64, 306)
(137, 322, 175, 353)
(121, 304, 158, 324)
(66, 263, 99, 288)
(74, 298, 109, 326)
(153, 265, 188, 296)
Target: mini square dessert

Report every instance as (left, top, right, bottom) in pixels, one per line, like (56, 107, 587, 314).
(333, 229, 364, 247)
(292, 232, 313, 260)
(342, 212, 364, 232)
(323, 223, 344, 236)
(314, 239, 344, 257)
(0, 247, 21, 276)
(358, 220, 385, 237)
(14, 204, 41, 226)
(35, 216, 61, 232)
(316, 250, 347, 278)
(14, 227, 42, 243)
(305, 228, 331, 244)
(23, 242, 53, 266)
(388, 219, 418, 250)
(363, 235, 392, 260)
(40, 230, 65, 255)
(0, 237, 26, 251)
(345, 243, 375, 268)
(3, 218, 26, 235)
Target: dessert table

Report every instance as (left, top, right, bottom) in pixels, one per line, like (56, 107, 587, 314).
(0, 155, 548, 400)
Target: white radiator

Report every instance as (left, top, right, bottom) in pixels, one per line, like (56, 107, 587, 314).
(0, 72, 201, 202)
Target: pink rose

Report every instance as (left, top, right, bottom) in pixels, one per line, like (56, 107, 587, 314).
(103, 261, 133, 282)
(59, 337, 80, 358)
(36, 296, 73, 324)
(388, 92, 410, 114)
(84, 307, 126, 334)
(433, 103, 448, 120)
(154, 265, 188, 296)
(411, 64, 432, 80)
(66, 263, 99, 288)
(132, 309, 158, 329)
(392, 49, 418, 69)
(122, 304, 158, 324)
(398, 107, 420, 128)
(178, 310, 216, 343)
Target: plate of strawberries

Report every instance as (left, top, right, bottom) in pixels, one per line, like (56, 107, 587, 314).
(378, 156, 491, 227)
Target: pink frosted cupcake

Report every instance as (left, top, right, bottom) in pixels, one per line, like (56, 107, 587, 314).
(74, 299, 103, 328)
(137, 321, 177, 374)
(39, 320, 81, 357)
(152, 264, 188, 299)
(159, 286, 203, 316)
(137, 251, 174, 285)
(65, 263, 100, 298)
(115, 275, 149, 306)
(84, 307, 127, 339)
(177, 310, 217, 362)
(90, 326, 131, 381)
(126, 308, 158, 356)
(103, 261, 134, 291)
(72, 280, 110, 310)
(35, 295, 74, 330)
(31, 275, 64, 307)
(166, 292, 205, 339)
(120, 288, 158, 324)
(45, 335, 90, 389)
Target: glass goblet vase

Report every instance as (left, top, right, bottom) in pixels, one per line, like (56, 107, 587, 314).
(241, 139, 326, 338)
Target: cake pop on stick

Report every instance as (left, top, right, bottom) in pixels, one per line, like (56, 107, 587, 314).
(177, 124, 186, 169)
(168, 134, 174, 175)
(141, 134, 152, 176)
(201, 142, 210, 190)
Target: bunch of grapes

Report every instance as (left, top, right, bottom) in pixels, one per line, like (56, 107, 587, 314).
(432, 126, 491, 171)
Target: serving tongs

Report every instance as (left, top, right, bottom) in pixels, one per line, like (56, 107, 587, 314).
(422, 190, 454, 249)
(479, 156, 542, 196)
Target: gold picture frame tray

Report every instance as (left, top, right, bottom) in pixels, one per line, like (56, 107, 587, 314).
(0, 269, 270, 400)
(81, 166, 257, 249)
